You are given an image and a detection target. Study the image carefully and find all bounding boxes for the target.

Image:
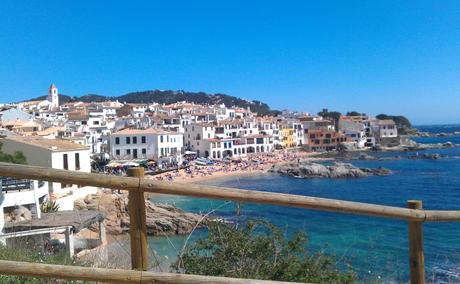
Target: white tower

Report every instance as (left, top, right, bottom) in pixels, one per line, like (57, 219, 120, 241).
(47, 84, 59, 108)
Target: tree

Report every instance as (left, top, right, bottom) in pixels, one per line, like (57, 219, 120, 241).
(376, 114, 412, 128)
(175, 220, 356, 283)
(318, 109, 342, 122)
(346, 111, 362, 116)
(0, 143, 26, 164)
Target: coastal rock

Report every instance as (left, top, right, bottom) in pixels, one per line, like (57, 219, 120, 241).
(358, 153, 378, 160)
(409, 153, 442, 160)
(269, 162, 391, 179)
(338, 142, 358, 152)
(443, 141, 454, 147)
(75, 192, 206, 236)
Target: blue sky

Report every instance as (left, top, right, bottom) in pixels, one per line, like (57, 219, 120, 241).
(1, 1, 459, 124)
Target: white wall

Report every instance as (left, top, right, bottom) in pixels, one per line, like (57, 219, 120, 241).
(109, 132, 183, 161)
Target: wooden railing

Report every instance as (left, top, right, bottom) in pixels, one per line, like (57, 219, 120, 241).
(0, 162, 460, 283)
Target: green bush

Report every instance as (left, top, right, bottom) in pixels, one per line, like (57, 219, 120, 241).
(175, 220, 356, 283)
(0, 142, 27, 164)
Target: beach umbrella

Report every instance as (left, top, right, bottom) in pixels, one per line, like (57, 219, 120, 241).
(107, 162, 121, 167)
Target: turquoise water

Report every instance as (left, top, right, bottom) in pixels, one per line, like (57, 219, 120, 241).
(149, 126, 460, 282)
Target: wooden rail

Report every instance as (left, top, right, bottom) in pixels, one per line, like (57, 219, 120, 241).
(1, 162, 460, 222)
(0, 260, 303, 284)
(1, 162, 460, 283)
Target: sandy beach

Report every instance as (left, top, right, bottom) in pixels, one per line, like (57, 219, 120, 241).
(146, 149, 330, 184)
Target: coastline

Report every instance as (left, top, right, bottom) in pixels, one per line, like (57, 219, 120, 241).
(145, 149, 332, 185)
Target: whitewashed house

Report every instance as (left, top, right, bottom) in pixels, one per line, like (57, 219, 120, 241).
(0, 136, 92, 195)
(184, 121, 274, 159)
(109, 128, 183, 163)
(377, 120, 398, 138)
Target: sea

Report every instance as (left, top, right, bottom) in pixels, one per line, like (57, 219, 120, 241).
(148, 124, 460, 283)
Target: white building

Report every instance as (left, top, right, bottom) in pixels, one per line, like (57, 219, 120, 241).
(109, 128, 183, 163)
(338, 118, 367, 148)
(0, 136, 91, 194)
(184, 122, 273, 159)
(377, 120, 398, 138)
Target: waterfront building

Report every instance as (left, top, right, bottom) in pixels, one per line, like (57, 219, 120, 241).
(279, 126, 296, 148)
(305, 129, 350, 152)
(184, 120, 273, 158)
(377, 119, 398, 138)
(338, 116, 368, 148)
(109, 128, 183, 163)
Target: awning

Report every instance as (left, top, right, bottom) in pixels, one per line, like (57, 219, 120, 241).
(184, 151, 197, 155)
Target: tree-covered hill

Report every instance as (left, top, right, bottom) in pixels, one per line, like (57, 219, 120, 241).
(26, 90, 280, 116)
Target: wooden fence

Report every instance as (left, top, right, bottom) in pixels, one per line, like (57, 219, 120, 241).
(1, 162, 460, 283)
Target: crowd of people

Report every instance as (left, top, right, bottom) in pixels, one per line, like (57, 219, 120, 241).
(148, 150, 311, 182)
(99, 149, 312, 182)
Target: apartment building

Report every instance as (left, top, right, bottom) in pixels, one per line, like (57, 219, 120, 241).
(305, 129, 350, 152)
(109, 128, 183, 163)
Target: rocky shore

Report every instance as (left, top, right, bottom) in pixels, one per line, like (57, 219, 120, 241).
(269, 162, 391, 179)
(74, 191, 207, 236)
(415, 131, 460, 138)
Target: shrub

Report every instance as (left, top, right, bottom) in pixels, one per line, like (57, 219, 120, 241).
(40, 200, 60, 213)
(174, 220, 356, 283)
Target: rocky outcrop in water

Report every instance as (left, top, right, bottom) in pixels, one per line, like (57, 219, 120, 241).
(75, 192, 207, 236)
(269, 162, 391, 179)
(408, 153, 442, 160)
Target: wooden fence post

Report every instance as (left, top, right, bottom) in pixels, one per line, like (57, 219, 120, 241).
(127, 167, 148, 271)
(408, 200, 425, 284)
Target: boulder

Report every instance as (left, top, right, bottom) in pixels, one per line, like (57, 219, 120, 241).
(76, 192, 207, 236)
(443, 141, 454, 147)
(338, 142, 358, 152)
(6, 206, 32, 222)
(358, 153, 377, 160)
(270, 162, 392, 179)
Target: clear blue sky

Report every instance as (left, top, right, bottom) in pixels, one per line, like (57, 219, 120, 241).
(1, 1, 459, 124)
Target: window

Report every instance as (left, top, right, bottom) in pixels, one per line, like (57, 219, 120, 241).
(141, 136, 146, 143)
(116, 149, 120, 155)
(63, 154, 68, 170)
(142, 148, 146, 154)
(115, 137, 120, 144)
(161, 148, 164, 156)
(133, 149, 138, 159)
(126, 149, 131, 155)
(160, 136, 164, 143)
(133, 136, 137, 144)
(75, 153, 80, 170)
(126, 137, 131, 144)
